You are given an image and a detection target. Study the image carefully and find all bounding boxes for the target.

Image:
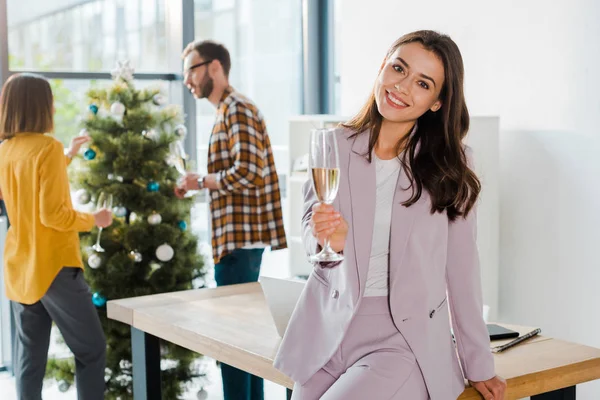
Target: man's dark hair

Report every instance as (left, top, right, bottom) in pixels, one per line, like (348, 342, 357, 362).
(182, 40, 231, 78)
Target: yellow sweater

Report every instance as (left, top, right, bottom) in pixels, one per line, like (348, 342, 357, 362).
(0, 133, 95, 304)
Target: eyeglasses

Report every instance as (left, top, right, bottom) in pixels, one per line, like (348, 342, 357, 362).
(184, 60, 212, 77)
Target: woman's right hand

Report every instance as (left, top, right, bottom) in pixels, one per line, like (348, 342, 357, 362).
(309, 203, 348, 253)
(93, 209, 113, 228)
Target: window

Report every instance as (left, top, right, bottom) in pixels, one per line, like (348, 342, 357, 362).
(333, 0, 342, 114)
(7, 0, 168, 73)
(192, 0, 303, 175)
(0, 0, 184, 372)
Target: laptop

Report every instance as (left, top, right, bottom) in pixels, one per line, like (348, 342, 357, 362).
(259, 276, 306, 337)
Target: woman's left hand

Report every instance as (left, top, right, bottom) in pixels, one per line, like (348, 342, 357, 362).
(66, 135, 92, 158)
(470, 375, 506, 400)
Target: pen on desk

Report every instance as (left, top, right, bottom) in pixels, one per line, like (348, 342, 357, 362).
(492, 328, 542, 353)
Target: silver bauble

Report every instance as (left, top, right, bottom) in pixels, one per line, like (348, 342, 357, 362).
(114, 206, 127, 217)
(197, 388, 208, 400)
(107, 173, 124, 182)
(58, 380, 71, 393)
(155, 243, 174, 262)
(147, 212, 162, 225)
(174, 124, 187, 138)
(152, 94, 166, 106)
(129, 251, 142, 263)
(88, 253, 102, 269)
(110, 101, 126, 117)
(75, 189, 91, 205)
(142, 129, 159, 141)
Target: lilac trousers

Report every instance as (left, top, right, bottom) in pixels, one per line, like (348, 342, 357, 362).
(291, 296, 429, 400)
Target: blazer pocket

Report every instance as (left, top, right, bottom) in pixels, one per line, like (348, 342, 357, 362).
(311, 267, 330, 287)
(429, 296, 448, 319)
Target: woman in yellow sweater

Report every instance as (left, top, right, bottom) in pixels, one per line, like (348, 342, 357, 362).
(0, 73, 112, 400)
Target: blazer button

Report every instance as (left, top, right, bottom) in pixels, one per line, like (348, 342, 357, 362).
(331, 290, 339, 299)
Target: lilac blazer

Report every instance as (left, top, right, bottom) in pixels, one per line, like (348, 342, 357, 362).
(274, 127, 495, 399)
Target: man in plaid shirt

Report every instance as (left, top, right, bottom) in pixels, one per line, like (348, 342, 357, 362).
(176, 40, 287, 400)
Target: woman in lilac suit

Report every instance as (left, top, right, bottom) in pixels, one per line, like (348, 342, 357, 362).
(274, 31, 507, 400)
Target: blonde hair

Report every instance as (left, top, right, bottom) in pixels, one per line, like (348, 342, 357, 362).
(0, 73, 54, 140)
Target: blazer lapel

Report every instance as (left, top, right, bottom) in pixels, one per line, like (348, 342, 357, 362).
(348, 132, 376, 295)
(389, 157, 427, 318)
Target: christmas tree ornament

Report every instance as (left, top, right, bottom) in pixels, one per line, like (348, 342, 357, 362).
(89, 104, 99, 114)
(152, 94, 166, 106)
(92, 292, 107, 307)
(79, 128, 89, 137)
(75, 189, 91, 204)
(156, 243, 174, 262)
(83, 149, 96, 160)
(178, 220, 188, 231)
(129, 212, 139, 223)
(148, 262, 162, 278)
(147, 212, 162, 225)
(113, 206, 127, 217)
(88, 253, 102, 269)
(110, 101, 126, 117)
(110, 60, 135, 82)
(107, 173, 124, 182)
(58, 380, 71, 393)
(128, 251, 142, 263)
(142, 129, 159, 141)
(197, 388, 208, 400)
(147, 181, 160, 192)
(174, 124, 187, 138)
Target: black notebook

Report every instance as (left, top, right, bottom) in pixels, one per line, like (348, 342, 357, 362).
(487, 324, 519, 341)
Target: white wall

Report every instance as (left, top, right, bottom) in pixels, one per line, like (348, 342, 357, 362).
(340, 0, 600, 398)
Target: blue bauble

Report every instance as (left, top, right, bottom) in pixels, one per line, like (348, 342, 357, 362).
(147, 181, 160, 192)
(83, 149, 96, 160)
(92, 292, 107, 307)
(178, 220, 187, 231)
(89, 104, 99, 114)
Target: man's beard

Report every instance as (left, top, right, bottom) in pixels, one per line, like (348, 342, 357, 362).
(197, 70, 214, 99)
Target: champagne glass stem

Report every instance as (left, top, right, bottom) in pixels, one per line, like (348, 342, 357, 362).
(96, 228, 103, 247)
(323, 236, 333, 253)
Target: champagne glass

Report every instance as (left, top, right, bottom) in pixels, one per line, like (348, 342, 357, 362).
(309, 128, 343, 262)
(169, 141, 188, 178)
(92, 192, 113, 252)
(169, 141, 199, 198)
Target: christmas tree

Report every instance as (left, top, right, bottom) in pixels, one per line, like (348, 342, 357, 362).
(46, 61, 207, 399)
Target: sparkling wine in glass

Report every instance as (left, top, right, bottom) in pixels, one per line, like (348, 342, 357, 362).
(309, 128, 343, 262)
(169, 141, 188, 178)
(169, 141, 199, 197)
(92, 192, 113, 253)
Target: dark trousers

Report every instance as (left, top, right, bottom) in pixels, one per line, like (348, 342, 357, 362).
(12, 268, 106, 400)
(214, 248, 265, 400)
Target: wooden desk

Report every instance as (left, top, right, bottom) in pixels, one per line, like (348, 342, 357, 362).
(108, 283, 600, 400)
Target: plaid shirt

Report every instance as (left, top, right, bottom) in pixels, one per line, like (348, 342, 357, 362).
(207, 87, 287, 264)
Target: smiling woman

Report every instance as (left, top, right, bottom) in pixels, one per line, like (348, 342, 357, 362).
(345, 30, 478, 221)
(274, 30, 507, 400)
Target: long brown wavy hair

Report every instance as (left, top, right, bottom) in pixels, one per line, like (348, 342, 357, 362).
(343, 30, 480, 221)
